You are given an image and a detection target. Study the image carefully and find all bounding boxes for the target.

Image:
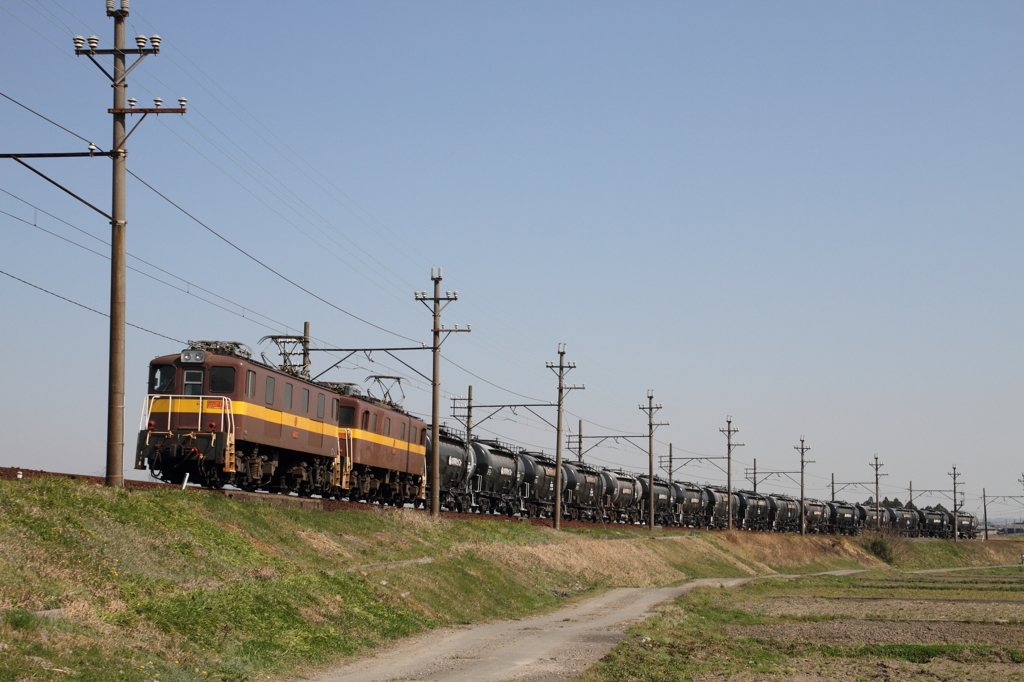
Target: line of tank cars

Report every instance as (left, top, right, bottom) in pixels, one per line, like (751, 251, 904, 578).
(135, 341, 977, 539)
(431, 426, 978, 539)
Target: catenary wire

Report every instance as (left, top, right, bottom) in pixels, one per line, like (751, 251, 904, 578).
(0, 90, 97, 148)
(4, 14, 760, 462)
(125, 168, 423, 344)
(3, 11, 673, 426)
(0, 267, 182, 343)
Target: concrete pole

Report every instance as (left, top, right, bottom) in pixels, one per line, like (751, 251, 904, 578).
(301, 321, 310, 378)
(430, 270, 442, 517)
(794, 438, 810, 536)
(648, 392, 655, 533)
(951, 464, 958, 544)
(726, 418, 733, 531)
(105, 7, 127, 488)
(983, 488, 989, 541)
(465, 385, 473, 443)
(801, 443, 806, 536)
(578, 419, 583, 462)
(553, 345, 566, 530)
(875, 455, 880, 532)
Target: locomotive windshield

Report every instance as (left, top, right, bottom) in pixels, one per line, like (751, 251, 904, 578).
(338, 405, 355, 426)
(183, 370, 203, 396)
(209, 366, 235, 393)
(151, 365, 175, 393)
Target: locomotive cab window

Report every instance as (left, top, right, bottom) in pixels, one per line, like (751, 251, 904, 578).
(338, 405, 355, 426)
(361, 411, 370, 430)
(209, 366, 235, 393)
(317, 393, 325, 419)
(399, 422, 406, 440)
(371, 413, 378, 433)
(284, 383, 293, 409)
(245, 370, 256, 398)
(265, 376, 275, 405)
(151, 365, 175, 393)
(384, 418, 391, 436)
(301, 388, 309, 413)
(183, 370, 203, 396)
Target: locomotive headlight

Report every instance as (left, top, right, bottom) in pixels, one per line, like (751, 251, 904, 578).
(180, 350, 206, 364)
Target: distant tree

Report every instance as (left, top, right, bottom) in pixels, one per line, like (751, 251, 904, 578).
(882, 497, 893, 508)
(933, 503, 948, 512)
(863, 496, 874, 505)
(905, 499, 917, 510)
(890, 497, 903, 508)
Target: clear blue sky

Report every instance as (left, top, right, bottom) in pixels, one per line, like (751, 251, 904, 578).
(2, 1, 1022, 518)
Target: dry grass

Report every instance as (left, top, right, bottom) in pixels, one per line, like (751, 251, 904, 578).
(296, 531, 355, 558)
(714, 530, 884, 571)
(474, 536, 686, 587)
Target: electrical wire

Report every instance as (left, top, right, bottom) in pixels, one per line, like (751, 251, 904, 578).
(0, 267, 182, 343)
(0, 90, 98, 148)
(125, 169, 422, 344)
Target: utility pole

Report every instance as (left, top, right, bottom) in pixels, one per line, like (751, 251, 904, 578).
(720, 417, 744, 530)
(639, 391, 668, 533)
(752, 458, 757, 494)
(578, 419, 583, 462)
(415, 268, 469, 517)
(55, 1, 185, 487)
(658, 443, 680, 486)
(869, 455, 886, 532)
(983, 488, 989, 541)
(301, 321, 311, 378)
(465, 385, 474, 442)
(949, 465, 960, 543)
(831, 473, 835, 502)
(547, 345, 583, 530)
(909, 481, 913, 506)
(795, 437, 813, 535)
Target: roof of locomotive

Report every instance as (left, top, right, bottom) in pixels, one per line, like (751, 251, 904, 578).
(150, 342, 420, 419)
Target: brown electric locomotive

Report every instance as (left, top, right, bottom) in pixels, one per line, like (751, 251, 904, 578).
(135, 340, 427, 503)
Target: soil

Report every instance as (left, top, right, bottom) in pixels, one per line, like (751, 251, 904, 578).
(741, 595, 1024, 622)
(727, 620, 1024, 646)
(699, 659, 1024, 682)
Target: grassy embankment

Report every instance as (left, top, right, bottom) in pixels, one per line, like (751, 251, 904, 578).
(577, 535, 1024, 682)
(0, 477, 888, 682)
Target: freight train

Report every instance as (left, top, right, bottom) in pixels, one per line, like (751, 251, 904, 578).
(135, 341, 977, 539)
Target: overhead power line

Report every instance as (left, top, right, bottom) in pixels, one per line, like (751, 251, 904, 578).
(0, 90, 98, 147)
(125, 169, 422, 344)
(0, 267, 181, 343)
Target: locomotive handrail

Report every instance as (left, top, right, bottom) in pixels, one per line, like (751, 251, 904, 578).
(139, 394, 235, 435)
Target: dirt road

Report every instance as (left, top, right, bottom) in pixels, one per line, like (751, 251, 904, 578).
(306, 578, 750, 682)
(307, 572, 870, 682)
